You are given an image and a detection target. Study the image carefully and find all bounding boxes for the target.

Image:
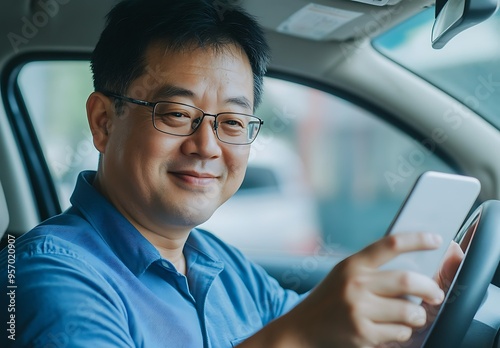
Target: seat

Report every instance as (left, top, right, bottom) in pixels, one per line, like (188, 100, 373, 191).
(0, 181, 9, 238)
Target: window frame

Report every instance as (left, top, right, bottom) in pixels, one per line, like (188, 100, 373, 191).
(1, 53, 91, 221)
(2, 54, 462, 223)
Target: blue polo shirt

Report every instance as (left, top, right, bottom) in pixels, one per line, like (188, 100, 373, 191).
(0, 171, 303, 347)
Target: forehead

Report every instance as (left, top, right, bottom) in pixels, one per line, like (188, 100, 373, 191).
(138, 42, 253, 88)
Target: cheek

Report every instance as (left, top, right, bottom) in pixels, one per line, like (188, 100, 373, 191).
(110, 120, 172, 170)
(226, 147, 250, 186)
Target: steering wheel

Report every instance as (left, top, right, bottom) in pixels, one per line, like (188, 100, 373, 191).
(422, 200, 500, 347)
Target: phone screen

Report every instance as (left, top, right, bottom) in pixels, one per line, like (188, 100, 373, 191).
(380, 171, 481, 281)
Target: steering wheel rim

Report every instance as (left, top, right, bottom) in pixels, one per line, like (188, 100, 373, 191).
(423, 200, 500, 347)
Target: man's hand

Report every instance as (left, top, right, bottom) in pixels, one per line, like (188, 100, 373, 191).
(435, 241, 464, 293)
(242, 232, 446, 348)
(416, 241, 465, 335)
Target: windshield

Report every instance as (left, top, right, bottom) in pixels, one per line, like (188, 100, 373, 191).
(373, 7, 500, 129)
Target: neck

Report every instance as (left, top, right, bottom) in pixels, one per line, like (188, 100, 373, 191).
(92, 172, 190, 275)
(140, 228, 189, 275)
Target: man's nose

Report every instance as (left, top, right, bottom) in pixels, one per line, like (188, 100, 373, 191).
(183, 116, 222, 158)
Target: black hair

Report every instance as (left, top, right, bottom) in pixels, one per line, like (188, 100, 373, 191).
(91, 0, 270, 109)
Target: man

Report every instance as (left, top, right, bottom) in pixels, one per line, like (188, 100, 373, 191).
(0, 0, 460, 347)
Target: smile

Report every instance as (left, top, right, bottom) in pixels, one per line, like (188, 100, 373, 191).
(170, 171, 219, 186)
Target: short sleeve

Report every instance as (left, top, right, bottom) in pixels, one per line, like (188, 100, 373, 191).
(0, 237, 135, 348)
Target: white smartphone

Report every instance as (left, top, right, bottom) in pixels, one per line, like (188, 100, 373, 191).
(380, 171, 481, 284)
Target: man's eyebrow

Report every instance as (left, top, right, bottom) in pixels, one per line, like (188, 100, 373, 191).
(226, 96, 253, 111)
(152, 85, 194, 100)
(153, 85, 253, 111)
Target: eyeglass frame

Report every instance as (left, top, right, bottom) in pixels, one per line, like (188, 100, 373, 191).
(100, 91, 264, 145)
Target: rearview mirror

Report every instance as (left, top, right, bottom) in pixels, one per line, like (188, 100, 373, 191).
(431, 0, 498, 49)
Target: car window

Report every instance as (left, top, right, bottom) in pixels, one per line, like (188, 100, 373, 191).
(18, 61, 96, 206)
(18, 61, 455, 256)
(373, 7, 500, 129)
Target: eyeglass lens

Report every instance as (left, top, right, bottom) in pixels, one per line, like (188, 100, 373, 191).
(153, 102, 261, 144)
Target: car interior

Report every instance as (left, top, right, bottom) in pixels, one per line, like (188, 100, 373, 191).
(1, 0, 500, 346)
(0, 182, 9, 242)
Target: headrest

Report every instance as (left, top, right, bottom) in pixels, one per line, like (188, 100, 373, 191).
(0, 181, 9, 238)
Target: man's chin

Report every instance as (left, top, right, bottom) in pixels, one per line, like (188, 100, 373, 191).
(169, 206, 218, 230)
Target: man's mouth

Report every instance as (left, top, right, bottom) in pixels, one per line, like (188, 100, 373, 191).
(170, 170, 219, 186)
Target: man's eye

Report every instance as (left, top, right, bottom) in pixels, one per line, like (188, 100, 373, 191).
(223, 119, 244, 128)
(156, 111, 189, 118)
(169, 112, 186, 118)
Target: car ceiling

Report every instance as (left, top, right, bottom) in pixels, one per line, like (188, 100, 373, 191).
(1, 0, 434, 78)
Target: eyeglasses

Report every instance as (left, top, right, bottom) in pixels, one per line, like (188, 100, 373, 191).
(101, 91, 263, 145)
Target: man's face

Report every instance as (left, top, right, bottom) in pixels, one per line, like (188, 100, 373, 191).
(94, 43, 254, 235)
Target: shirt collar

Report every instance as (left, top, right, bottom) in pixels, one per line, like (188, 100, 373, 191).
(69, 170, 223, 276)
(70, 170, 161, 276)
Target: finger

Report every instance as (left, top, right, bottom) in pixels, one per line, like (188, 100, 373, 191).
(368, 270, 444, 305)
(435, 241, 464, 291)
(363, 321, 413, 346)
(363, 296, 427, 327)
(353, 233, 442, 268)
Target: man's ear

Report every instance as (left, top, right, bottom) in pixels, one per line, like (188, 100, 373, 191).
(86, 92, 114, 154)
